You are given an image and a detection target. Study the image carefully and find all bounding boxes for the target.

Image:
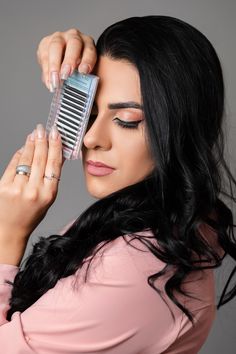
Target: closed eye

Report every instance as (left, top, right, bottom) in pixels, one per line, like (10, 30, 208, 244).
(113, 117, 143, 129)
(88, 114, 143, 130)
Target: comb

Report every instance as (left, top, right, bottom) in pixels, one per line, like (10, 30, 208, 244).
(46, 71, 99, 160)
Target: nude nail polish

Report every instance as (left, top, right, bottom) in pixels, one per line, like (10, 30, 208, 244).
(50, 125, 59, 140)
(49, 82, 55, 93)
(51, 71, 59, 91)
(30, 130, 35, 141)
(36, 124, 45, 139)
(60, 64, 71, 80)
(78, 63, 90, 74)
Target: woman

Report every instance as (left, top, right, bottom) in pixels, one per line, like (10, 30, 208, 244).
(0, 15, 235, 353)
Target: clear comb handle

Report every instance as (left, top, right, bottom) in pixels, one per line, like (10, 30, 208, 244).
(46, 71, 99, 160)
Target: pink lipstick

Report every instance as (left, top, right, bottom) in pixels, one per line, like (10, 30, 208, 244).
(86, 160, 115, 176)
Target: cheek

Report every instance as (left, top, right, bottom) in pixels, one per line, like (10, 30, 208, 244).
(117, 136, 154, 175)
(117, 132, 145, 158)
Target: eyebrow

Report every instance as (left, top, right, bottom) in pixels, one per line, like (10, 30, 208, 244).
(93, 101, 143, 110)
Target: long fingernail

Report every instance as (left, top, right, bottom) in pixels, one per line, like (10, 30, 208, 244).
(36, 124, 45, 139)
(49, 82, 55, 93)
(46, 78, 53, 92)
(50, 71, 59, 91)
(78, 63, 90, 74)
(60, 64, 71, 80)
(30, 130, 35, 141)
(50, 125, 59, 140)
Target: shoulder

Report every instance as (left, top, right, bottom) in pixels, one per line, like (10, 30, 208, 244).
(70, 232, 185, 353)
(25, 231, 183, 353)
(76, 230, 167, 286)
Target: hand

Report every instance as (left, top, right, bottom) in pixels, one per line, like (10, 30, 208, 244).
(37, 28, 97, 92)
(0, 124, 63, 243)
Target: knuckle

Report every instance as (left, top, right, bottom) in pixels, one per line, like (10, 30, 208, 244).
(48, 157, 62, 169)
(50, 33, 64, 45)
(11, 186, 23, 198)
(50, 38, 63, 45)
(41, 35, 50, 43)
(37, 38, 50, 58)
(67, 28, 80, 36)
(86, 44, 96, 52)
(86, 35, 95, 43)
(52, 31, 62, 38)
(37, 36, 49, 49)
(25, 189, 39, 202)
(43, 189, 56, 204)
(68, 36, 82, 44)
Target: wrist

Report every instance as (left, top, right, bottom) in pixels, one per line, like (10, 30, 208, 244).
(0, 232, 29, 266)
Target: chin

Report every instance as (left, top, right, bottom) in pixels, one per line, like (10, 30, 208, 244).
(86, 185, 110, 200)
(86, 181, 125, 200)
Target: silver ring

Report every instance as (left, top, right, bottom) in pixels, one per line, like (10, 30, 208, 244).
(16, 170, 30, 177)
(16, 164, 31, 176)
(44, 172, 60, 181)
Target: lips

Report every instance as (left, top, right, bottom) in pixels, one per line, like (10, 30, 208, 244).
(86, 161, 115, 176)
(87, 160, 115, 169)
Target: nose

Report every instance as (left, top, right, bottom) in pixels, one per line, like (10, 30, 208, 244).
(83, 113, 111, 150)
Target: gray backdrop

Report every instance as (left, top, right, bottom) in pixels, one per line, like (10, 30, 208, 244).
(0, 0, 235, 353)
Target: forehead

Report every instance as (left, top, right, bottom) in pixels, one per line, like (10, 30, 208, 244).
(94, 56, 141, 104)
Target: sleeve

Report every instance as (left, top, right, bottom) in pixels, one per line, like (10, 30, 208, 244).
(0, 264, 19, 325)
(0, 238, 180, 354)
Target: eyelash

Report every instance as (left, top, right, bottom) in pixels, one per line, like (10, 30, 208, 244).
(89, 115, 142, 130)
(113, 117, 142, 129)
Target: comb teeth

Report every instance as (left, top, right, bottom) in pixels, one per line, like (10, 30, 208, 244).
(46, 72, 99, 160)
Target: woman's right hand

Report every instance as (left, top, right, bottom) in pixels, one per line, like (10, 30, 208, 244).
(37, 28, 97, 92)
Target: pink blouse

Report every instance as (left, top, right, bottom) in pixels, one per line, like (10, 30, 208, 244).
(0, 226, 222, 353)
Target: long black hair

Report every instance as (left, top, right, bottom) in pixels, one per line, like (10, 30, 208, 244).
(6, 15, 236, 325)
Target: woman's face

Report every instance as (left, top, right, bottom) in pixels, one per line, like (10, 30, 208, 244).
(81, 56, 155, 199)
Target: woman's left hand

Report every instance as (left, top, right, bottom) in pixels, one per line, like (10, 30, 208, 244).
(36, 28, 97, 92)
(0, 123, 63, 244)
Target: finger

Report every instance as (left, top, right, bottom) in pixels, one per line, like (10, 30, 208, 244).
(43, 125, 63, 193)
(40, 56, 50, 91)
(47, 33, 66, 91)
(29, 124, 48, 184)
(37, 36, 51, 91)
(13, 131, 36, 186)
(60, 33, 84, 80)
(37, 35, 50, 66)
(78, 33, 97, 74)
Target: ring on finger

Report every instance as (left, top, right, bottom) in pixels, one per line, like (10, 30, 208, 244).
(16, 170, 31, 177)
(44, 172, 60, 181)
(16, 164, 31, 177)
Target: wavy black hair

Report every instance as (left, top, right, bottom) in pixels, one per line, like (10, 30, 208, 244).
(6, 15, 236, 325)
